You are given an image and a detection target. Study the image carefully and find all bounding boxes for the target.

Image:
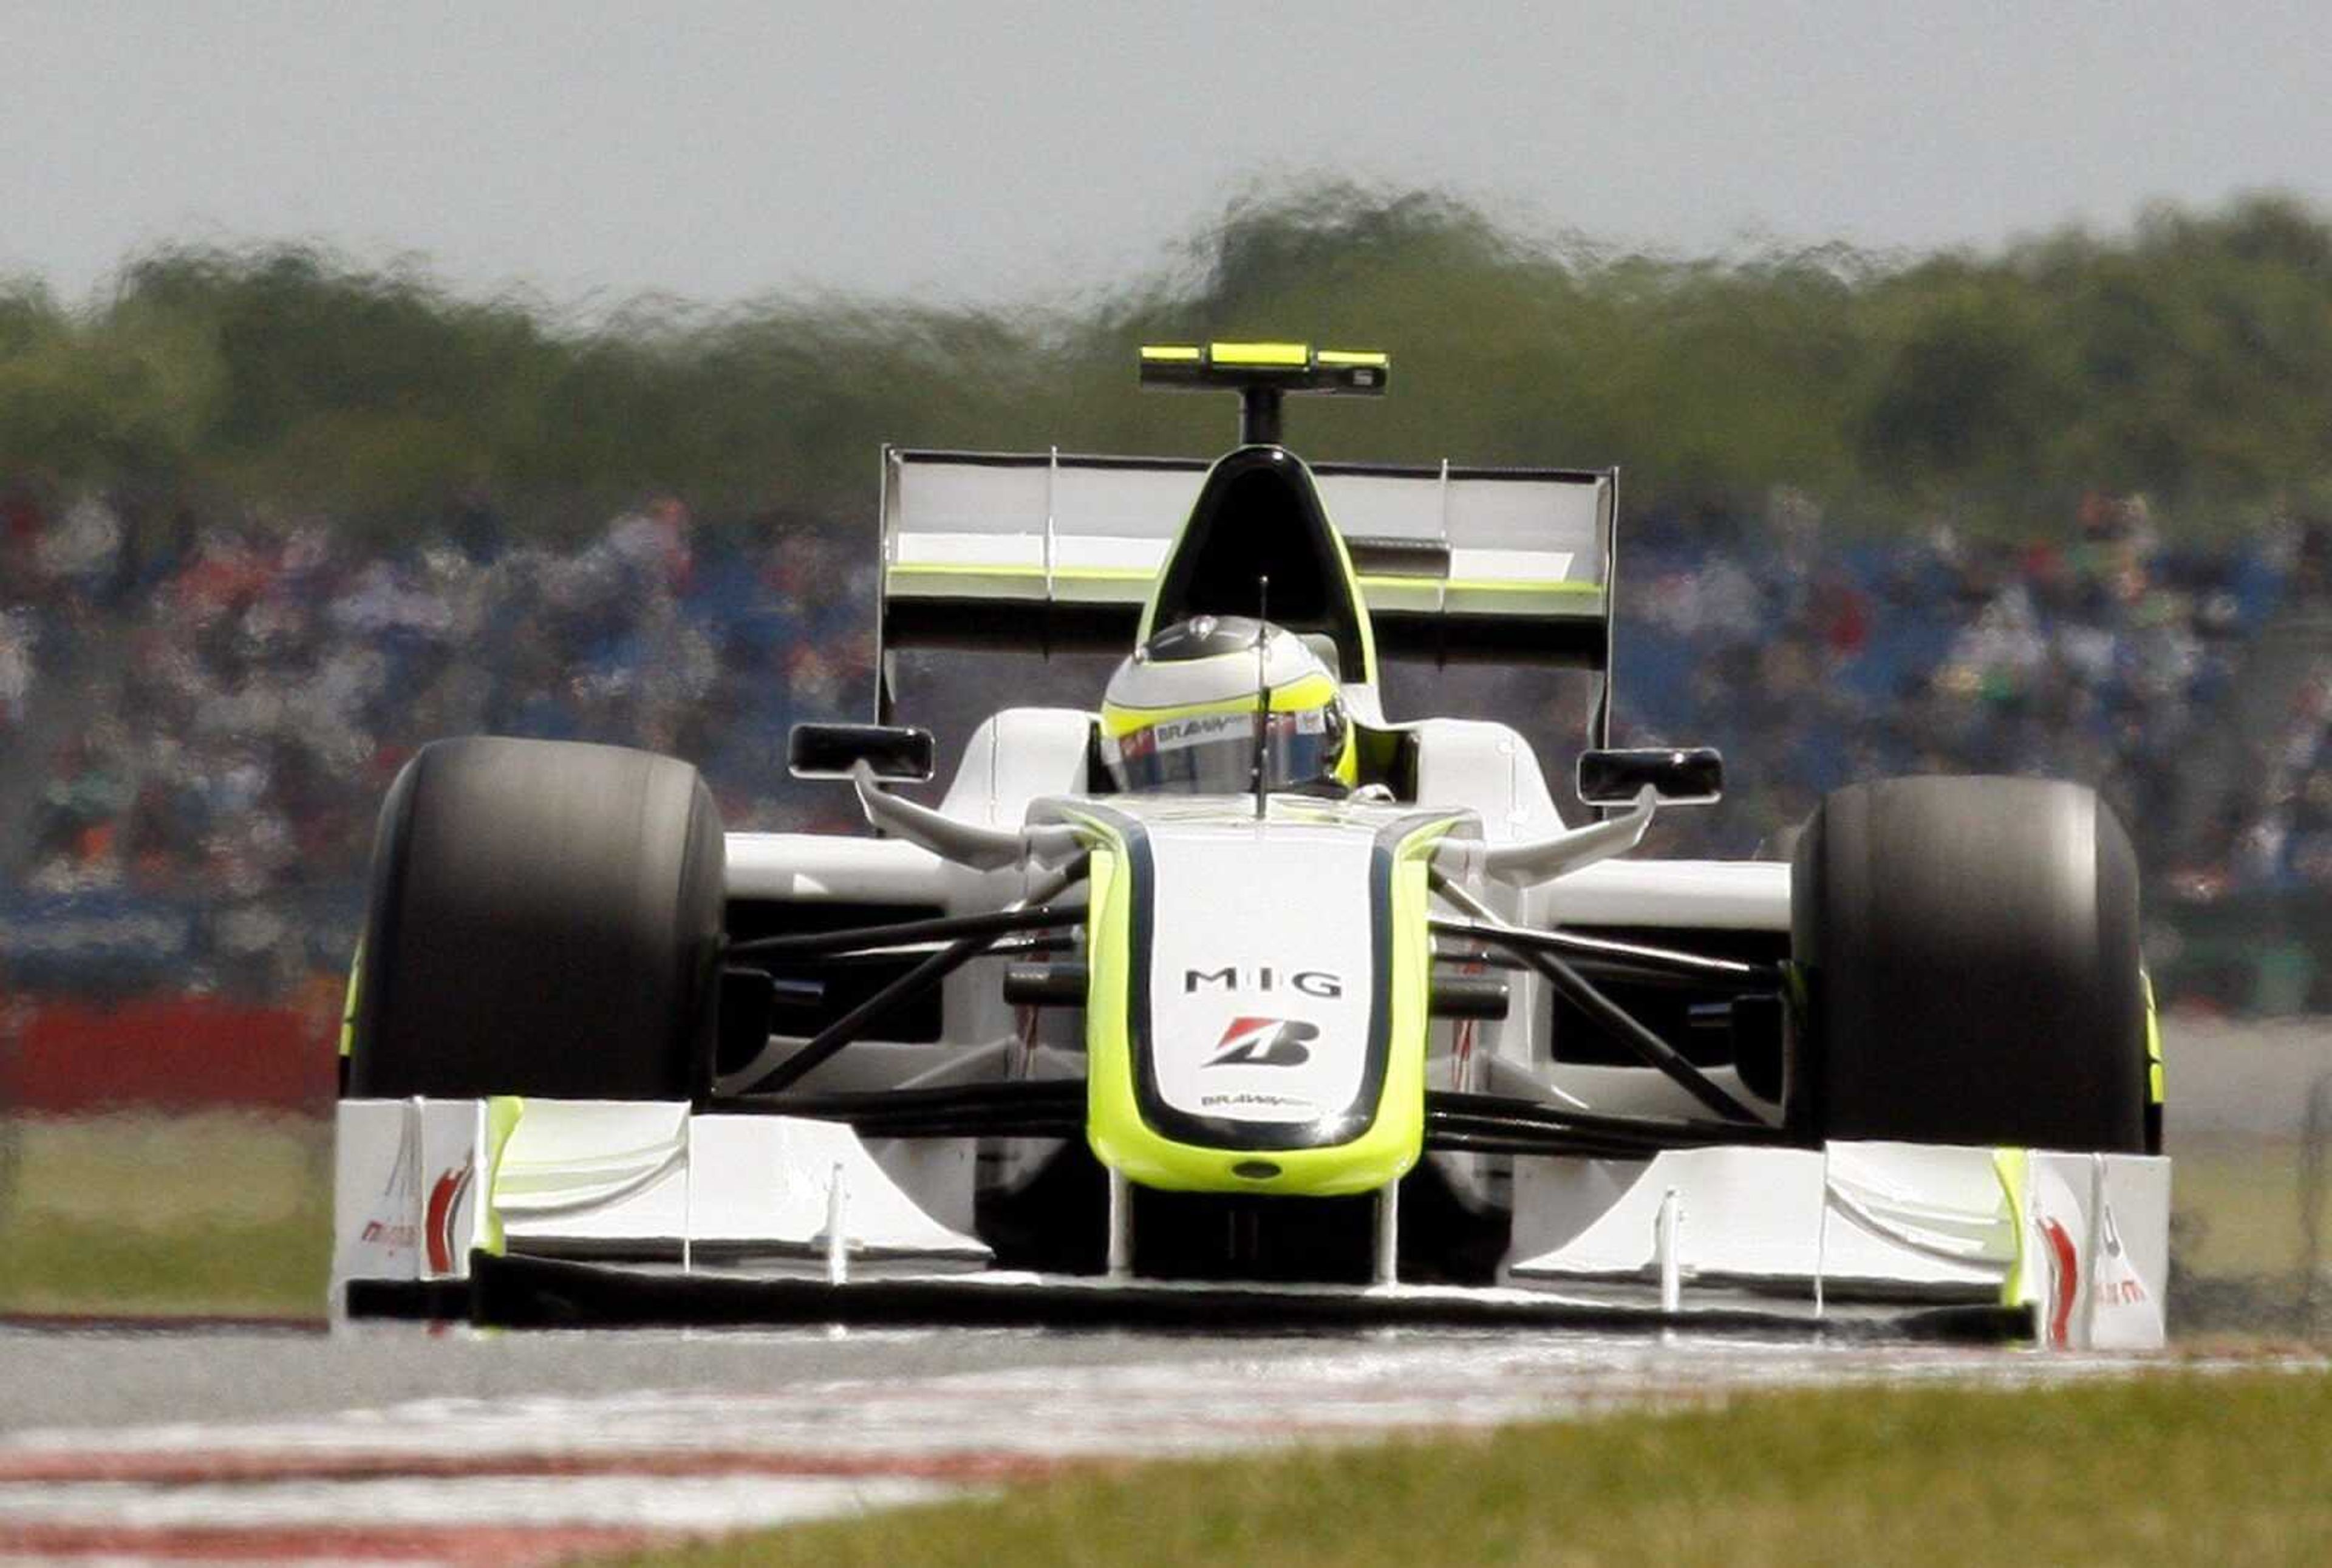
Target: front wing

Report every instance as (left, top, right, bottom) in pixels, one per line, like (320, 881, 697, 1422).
(332, 1097, 2169, 1349)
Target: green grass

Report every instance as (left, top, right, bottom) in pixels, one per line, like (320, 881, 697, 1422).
(597, 1370, 2332, 1568)
(2172, 1137, 2323, 1279)
(0, 1210, 329, 1318)
(0, 1112, 330, 1319)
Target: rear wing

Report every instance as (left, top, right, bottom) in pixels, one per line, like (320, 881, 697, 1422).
(877, 445, 1617, 677)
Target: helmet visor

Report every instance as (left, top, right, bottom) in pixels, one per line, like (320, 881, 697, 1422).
(1105, 707, 1338, 794)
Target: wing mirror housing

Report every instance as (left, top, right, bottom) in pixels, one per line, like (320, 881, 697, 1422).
(1577, 746, 1723, 808)
(788, 723, 936, 783)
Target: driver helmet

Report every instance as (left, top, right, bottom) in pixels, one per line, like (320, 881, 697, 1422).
(1099, 615, 1351, 794)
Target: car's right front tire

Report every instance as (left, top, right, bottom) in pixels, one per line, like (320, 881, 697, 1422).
(344, 736, 725, 1102)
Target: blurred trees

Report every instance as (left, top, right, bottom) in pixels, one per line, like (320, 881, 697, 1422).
(5, 188, 2332, 539)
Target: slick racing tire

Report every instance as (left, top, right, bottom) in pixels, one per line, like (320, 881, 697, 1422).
(344, 736, 725, 1101)
(1790, 775, 2148, 1153)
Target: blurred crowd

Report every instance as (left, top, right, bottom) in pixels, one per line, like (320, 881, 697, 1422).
(1615, 490, 2299, 870)
(1, 493, 871, 995)
(4, 486, 2331, 1009)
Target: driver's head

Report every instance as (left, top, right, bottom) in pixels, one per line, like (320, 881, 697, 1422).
(1099, 616, 1350, 794)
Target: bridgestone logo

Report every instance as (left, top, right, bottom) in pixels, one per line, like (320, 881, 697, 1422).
(1205, 1017, 1317, 1067)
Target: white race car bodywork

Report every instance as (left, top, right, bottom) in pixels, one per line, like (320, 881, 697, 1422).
(335, 706, 2170, 1346)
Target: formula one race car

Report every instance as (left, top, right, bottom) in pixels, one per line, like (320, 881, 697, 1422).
(333, 343, 2170, 1347)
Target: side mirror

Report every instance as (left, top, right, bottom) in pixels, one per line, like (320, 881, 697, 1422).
(788, 723, 936, 783)
(1577, 746, 1723, 808)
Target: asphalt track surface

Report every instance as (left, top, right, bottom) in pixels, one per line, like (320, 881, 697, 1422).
(2, 1322, 1283, 1433)
(0, 1321, 2195, 1567)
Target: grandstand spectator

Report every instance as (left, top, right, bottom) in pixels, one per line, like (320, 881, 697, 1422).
(0, 602, 32, 729)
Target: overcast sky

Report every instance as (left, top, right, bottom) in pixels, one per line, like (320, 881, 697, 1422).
(6, 1, 2330, 312)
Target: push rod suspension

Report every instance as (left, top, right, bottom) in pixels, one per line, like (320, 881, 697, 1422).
(1426, 1090, 1797, 1153)
(717, 1080, 1086, 1140)
(797, 935, 1074, 969)
(1428, 873, 1768, 1126)
(1433, 939, 1765, 997)
(729, 1081, 1085, 1116)
(715, 857, 1089, 1097)
(727, 904, 1086, 960)
(1427, 1130, 1686, 1161)
(1429, 918, 1778, 986)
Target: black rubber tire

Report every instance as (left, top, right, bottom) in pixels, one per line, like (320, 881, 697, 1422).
(1790, 775, 2147, 1152)
(346, 737, 725, 1100)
